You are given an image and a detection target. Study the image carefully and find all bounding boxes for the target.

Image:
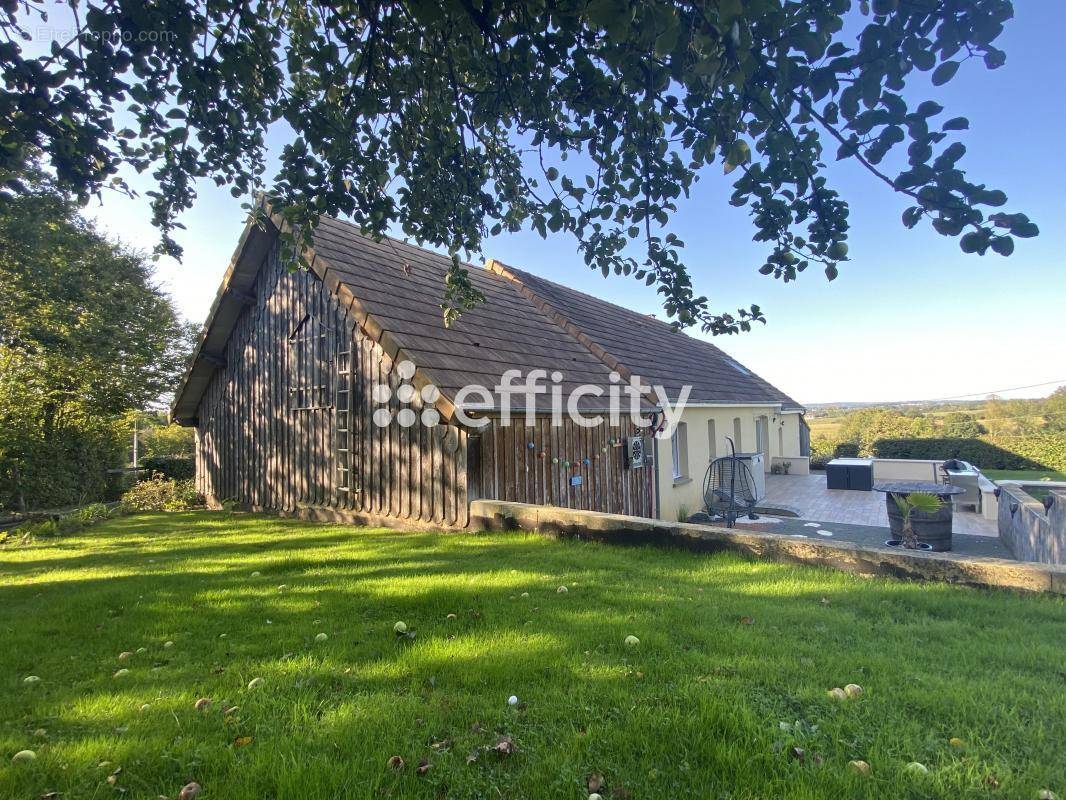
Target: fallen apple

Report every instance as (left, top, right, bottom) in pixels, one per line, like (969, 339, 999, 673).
(507, 695, 519, 706)
(315, 632, 328, 643)
(163, 641, 174, 649)
(623, 635, 640, 647)
(848, 760, 871, 775)
(905, 762, 929, 775)
(113, 669, 130, 679)
(118, 651, 133, 660)
(393, 621, 408, 634)
(11, 750, 36, 763)
(557, 586, 568, 594)
(844, 683, 864, 698)
(250, 571, 261, 577)
(826, 687, 847, 701)
(247, 677, 264, 690)
(194, 698, 211, 711)
(23, 675, 40, 685)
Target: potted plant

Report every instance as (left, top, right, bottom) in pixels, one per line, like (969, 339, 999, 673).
(886, 492, 943, 551)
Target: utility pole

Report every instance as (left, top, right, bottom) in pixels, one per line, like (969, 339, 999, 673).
(132, 416, 139, 469)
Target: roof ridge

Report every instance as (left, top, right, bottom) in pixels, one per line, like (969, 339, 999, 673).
(486, 258, 647, 391)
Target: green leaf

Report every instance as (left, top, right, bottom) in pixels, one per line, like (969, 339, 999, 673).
(931, 60, 960, 86)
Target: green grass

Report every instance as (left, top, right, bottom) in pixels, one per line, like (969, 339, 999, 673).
(982, 469, 1066, 483)
(1, 513, 1064, 800)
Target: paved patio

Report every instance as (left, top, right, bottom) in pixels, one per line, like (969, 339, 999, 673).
(764, 473, 998, 537)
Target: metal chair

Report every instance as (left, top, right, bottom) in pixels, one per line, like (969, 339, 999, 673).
(703, 438, 759, 528)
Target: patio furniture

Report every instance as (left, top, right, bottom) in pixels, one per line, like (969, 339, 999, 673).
(941, 459, 982, 512)
(826, 458, 874, 491)
(703, 449, 760, 528)
(874, 481, 966, 552)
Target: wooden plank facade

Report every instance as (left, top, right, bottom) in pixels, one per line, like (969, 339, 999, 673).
(192, 240, 655, 526)
(194, 242, 471, 527)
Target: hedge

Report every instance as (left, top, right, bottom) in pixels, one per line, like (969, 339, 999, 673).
(872, 437, 1065, 471)
(140, 455, 195, 481)
(0, 429, 123, 511)
(833, 442, 860, 458)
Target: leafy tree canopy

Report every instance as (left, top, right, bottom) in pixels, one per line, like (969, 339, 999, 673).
(0, 167, 194, 508)
(0, 0, 1036, 330)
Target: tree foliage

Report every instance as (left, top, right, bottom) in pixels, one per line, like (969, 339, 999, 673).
(0, 169, 193, 509)
(0, 0, 1035, 330)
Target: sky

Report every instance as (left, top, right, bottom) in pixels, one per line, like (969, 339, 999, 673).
(36, 1, 1066, 406)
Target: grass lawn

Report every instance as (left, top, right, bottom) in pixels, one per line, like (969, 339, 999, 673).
(2, 513, 1064, 800)
(982, 469, 1066, 483)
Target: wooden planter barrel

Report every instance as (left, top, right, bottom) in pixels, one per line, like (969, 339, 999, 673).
(885, 495, 954, 551)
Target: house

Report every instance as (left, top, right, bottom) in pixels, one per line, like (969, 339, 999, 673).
(171, 206, 808, 527)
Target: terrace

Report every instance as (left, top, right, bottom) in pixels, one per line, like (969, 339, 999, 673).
(750, 469, 1012, 561)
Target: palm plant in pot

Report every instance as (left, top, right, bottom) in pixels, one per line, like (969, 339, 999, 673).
(889, 492, 943, 550)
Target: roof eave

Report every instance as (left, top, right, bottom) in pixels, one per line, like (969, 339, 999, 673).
(169, 203, 278, 425)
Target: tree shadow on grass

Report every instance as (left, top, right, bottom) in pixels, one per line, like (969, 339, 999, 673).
(1, 512, 1064, 800)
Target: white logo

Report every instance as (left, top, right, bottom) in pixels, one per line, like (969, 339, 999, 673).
(371, 360, 441, 428)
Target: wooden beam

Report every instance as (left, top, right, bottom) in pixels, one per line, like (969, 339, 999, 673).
(201, 352, 227, 368)
(227, 287, 257, 305)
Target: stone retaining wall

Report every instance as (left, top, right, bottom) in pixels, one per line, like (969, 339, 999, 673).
(471, 500, 1066, 595)
(997, 484, 1066, 566)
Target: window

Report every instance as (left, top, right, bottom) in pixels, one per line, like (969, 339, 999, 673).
(288, 313, 334, 410)
(733, 417, 743, 451)
(671, 422, 689, 482)
(707, 419, 717, 461)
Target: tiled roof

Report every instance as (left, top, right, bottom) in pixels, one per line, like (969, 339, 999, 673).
(487, 260, 802, 409)
(311, 217, 625, 412)
(173, 210, 802, 422)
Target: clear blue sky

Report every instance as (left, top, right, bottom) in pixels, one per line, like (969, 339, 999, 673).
(54, 1, 1065, 405)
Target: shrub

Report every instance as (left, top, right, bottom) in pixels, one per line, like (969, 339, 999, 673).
(10, 501, 121, 541)
(872, 438, 1056, 470)
(140, 455, 194, 481)
(0, 426, 124, 511)
(122, 474, 202, 512)
(833, 442, 860, 458)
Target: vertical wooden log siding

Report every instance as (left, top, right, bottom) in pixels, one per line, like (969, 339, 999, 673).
(472, 415, 656, 518)
(195, 243, 469, 527)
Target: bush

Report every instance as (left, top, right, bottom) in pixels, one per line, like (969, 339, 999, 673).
(122, 475, 202, 512)
(0, 426, 124, 511)
(834, 442, 860, 458)
(140, 455, 194, 481)
(871, 438, 1057, 470)
(11, 501, 121, 541)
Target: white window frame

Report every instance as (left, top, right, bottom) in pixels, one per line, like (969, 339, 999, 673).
(671, 422, 689, 481)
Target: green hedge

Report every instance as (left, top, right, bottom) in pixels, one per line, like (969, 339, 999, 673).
(140, 455, 195, 481)
(872, 437, 1064, 471)
(0, 429, 123, 511)
(833, 442, 860, 458)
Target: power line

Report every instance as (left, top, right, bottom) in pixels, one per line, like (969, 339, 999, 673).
(913, 379, 1066, 403)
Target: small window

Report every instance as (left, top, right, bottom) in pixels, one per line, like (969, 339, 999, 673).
(733, 417, 743, 451)
(288, 314, 334, 410)
(707, 419, 717, 461)
(671, 422, 689, 481)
